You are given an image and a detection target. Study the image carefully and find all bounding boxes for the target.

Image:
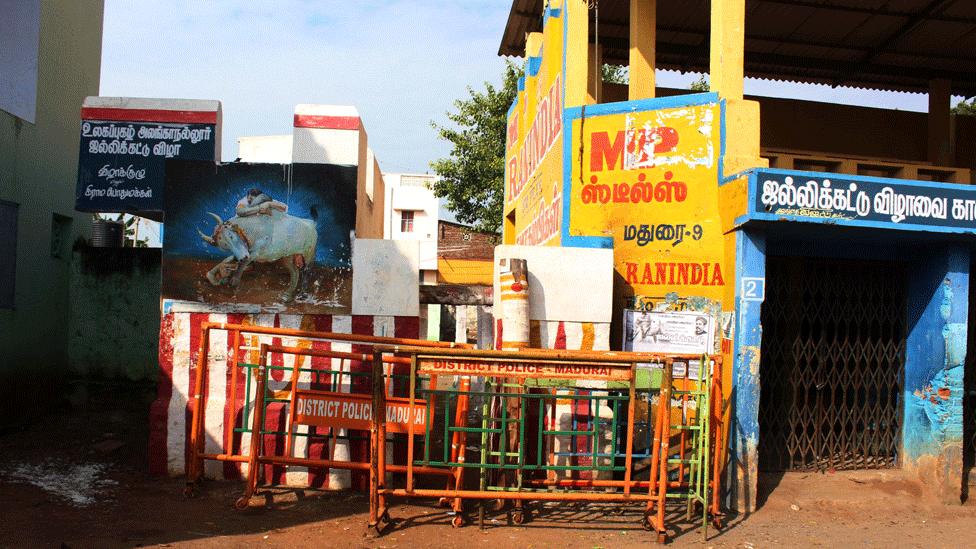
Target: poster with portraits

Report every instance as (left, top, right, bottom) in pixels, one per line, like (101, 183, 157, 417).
(623, 310, 714, 356)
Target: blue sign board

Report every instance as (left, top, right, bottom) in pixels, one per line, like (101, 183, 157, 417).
(75, 119, 218, 212)
(747, 169, 976, 234)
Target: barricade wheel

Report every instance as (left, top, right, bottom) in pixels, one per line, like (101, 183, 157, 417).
(451, 515, 464, 528)
(234, 496, 250, 510)
(438, 497, 451, 507)
(511, 511, 525, 525)
(183, 486, 197, 499)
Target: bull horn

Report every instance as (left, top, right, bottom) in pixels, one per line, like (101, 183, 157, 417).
(207, 211, 223, 225)
(197, 228, 215, 245)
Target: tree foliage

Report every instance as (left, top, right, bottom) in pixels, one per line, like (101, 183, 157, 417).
(428, 62, 644, 233)
(953, 97, 976, 116)
(430, 61, 522, 234)
(602, 64, 628, 85)
(689, 75, 709, 92)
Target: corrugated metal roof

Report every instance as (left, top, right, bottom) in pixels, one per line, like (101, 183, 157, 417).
(498, 0, 976, 96)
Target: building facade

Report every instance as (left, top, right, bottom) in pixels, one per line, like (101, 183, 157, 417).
(382, 173, 439, 283)
(500, 0, 976, 509)
(0, 0, 105, 425)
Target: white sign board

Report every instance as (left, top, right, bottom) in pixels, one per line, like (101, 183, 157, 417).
(623, 310, 714, 355)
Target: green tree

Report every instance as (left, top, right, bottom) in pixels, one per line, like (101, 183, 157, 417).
(602, 64, 628, 84)
(430, 62, 631, 233)
(430, 61, 522, 234)
(953, 97, 976, 116)
(689, 75, 709, 92)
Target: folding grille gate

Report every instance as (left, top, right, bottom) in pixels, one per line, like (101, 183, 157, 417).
(758, 256, 906, 472)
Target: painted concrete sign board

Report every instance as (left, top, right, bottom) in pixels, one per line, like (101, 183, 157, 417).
(161, 161, 356, 314)
(749, 169, 976, 233)
(623, 310, 714, 355)
(294, 390, 427, 434)
(76, 97, 221, 213)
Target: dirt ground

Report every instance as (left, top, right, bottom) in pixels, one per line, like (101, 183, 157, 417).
(1, 383, 975, 549)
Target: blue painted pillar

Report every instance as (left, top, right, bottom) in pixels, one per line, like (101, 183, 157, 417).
(729, 228, 766, 512)
(904, 244, 968, 504)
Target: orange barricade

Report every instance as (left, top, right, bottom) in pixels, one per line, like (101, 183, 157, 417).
(183, 322, 470, 500)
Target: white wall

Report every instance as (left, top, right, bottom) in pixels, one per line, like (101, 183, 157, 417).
(493, 245, 614, 323)
(352, 239, 419, 316)
(0, 0, 41, 122)
(237, 135, 292, 163)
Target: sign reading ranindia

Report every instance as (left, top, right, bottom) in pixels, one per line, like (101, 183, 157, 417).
(294, 391, 427, 434)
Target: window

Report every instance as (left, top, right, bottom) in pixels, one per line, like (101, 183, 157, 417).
(51, 213, 71, 259)
(0, 200, 18, 309)
(400, 210, 415, 233)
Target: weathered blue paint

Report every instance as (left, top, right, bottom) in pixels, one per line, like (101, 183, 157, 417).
(729, 228, 766, 513)
(903, 245, 968, 490)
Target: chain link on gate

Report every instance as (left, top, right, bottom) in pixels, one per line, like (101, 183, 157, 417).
(759, 257, 907, 472)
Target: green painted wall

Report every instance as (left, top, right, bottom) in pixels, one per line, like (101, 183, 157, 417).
(68, 248, 161, 382)
(0, 0, 104, 425)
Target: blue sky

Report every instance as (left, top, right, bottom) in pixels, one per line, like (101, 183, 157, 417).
(100, 1, 946, 175)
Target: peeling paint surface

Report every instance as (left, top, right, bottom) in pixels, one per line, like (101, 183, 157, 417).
(903, 247, 968, 503)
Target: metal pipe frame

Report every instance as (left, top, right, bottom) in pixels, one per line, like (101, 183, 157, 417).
(185, 321, 470, 498)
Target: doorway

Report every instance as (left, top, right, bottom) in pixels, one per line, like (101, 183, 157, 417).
(758, 256, 907, 472)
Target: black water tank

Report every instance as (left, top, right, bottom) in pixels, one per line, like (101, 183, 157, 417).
(91, 219, 124, 248)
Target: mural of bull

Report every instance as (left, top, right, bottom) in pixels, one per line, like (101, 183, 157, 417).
(197, 210, 317, 301)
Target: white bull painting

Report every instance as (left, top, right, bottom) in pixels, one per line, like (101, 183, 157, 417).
(197, 209, 317, 301)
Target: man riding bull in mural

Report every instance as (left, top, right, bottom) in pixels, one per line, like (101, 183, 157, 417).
(236, 187, 288, 217)
(198, 187, 317, 302)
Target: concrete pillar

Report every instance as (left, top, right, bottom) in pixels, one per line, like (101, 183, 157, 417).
(565, 0, 590, 108)
(709, 0, 745, 100)
(587, 43, 604, 105)
(729, 228, 766, 513)
(628, 0, 656, 100)
(499, 258, 530, 350)
(904, 245, 968, 504)
(928, 78, 953, 166)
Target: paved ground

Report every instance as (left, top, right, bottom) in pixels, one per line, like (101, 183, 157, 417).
(1, 383, 974, 548)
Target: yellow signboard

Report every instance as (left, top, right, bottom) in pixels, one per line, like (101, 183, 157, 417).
(568, 103, 725, 300)
(504, 4, 565, 247)
(503, 2, 728, 307)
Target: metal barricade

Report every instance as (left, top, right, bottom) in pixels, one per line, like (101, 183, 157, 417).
(183, 322, 470, 498)
(367, 346, 725, 542)
(234, 343, 460, 509)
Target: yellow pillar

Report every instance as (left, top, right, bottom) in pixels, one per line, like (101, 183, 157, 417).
(587, 43, 604, 104)
(629, 0, 656, 100)
(526, 31, 544, 59)
(928, 78, 953, 166)
(709, 0, 745, 100)
(564, 0, 589, 108)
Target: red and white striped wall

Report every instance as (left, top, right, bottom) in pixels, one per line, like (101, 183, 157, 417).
(149, 312, 418, 492)
(292, 104, 361, 165)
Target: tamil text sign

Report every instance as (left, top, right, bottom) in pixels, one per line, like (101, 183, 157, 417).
(755, 170, 976, 231)
(76, 102, 219, 212)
